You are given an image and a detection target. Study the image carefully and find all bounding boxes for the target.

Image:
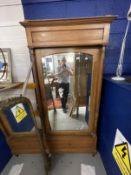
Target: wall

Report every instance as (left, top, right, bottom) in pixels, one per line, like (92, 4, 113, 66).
(0, 0, 36, 110)
(21, 0, 131, 75)
(0, 0, 29, 82)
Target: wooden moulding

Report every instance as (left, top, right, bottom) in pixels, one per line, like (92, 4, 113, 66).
(20, 16, 117, 27)
(20, 16, 117, 48)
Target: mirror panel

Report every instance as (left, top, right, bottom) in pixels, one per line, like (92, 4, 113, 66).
(42, 52, 92, 131)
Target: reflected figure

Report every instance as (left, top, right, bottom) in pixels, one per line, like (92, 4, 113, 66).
(55, 57, 73, 113)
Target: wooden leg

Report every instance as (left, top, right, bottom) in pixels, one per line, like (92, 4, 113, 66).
(76, 105, 79, 118)
(92, 151, 97, 157)
(69, 106, 74, 117)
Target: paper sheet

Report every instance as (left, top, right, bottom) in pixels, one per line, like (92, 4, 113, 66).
(8, 163, 24, 175)
(81, 164, 96, 175)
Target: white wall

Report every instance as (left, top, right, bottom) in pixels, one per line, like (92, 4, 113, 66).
(0, 0, 36, 110)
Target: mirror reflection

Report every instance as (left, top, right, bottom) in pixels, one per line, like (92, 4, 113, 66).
(42, 52, 92, 131)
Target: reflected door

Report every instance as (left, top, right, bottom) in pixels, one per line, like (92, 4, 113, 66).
(35, 47, 101, 133)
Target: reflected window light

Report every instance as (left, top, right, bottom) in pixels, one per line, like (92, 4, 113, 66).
(85, 57, 89, 60)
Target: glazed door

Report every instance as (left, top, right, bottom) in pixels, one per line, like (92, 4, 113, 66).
(35, 47, 103, 135)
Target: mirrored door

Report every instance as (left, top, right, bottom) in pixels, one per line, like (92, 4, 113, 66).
(35, 48, 100, 133)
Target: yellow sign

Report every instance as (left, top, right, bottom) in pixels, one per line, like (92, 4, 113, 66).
(11, 104, 27, 123)
(113, 142, 131, 175)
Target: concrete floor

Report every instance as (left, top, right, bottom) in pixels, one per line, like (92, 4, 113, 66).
(48, 107, 88, 130)
(1, 153, 107, 175)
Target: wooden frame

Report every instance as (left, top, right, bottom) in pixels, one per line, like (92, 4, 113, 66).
(35, 47, 102, 134)
(0, 97, 40, 153)
(0, 16, 116, 154)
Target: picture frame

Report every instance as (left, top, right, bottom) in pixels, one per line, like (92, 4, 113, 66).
(0, 48, 12, 83)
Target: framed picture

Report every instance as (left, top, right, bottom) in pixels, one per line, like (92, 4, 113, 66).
(0, 48, 12, 83)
